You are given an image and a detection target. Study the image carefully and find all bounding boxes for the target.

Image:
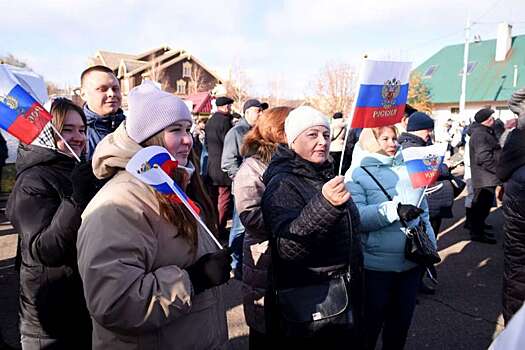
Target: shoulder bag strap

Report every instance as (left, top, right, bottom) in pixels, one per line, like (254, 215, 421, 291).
(360, 166, 393, 201)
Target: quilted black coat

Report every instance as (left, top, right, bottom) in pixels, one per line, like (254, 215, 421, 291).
(498, 127, 525, 323)
(261, 145, 362, 289)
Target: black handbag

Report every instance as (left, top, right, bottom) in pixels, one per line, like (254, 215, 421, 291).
(360, 166, 441, 267)
(404, 220, 441, 266)
(275, 273, 353, 337)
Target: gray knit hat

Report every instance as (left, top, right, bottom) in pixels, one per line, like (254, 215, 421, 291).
(126, 81, 192, 143)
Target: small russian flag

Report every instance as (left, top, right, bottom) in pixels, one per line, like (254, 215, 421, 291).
(126, 146, 222, 248)
(351, 60, 412, 129)
(0, 65, 52, 144)
(402, 143, 448, 189)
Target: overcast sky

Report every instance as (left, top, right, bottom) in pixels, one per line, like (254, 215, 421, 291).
(1, 0, 525, 98)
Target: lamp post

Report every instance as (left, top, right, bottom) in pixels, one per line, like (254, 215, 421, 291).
(459, 15, 471, 124)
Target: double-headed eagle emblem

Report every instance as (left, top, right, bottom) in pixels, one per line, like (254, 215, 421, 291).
(381, 78, 401, 108)
(422, 154, 440, 170)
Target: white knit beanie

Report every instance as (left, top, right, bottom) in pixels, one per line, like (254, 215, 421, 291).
(126, 81, 192, 143)
(284, 106, 330, 147)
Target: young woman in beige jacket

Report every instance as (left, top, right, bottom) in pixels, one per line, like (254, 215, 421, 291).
(77, 81, 231, 350)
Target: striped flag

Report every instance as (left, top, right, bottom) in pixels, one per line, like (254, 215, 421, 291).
(351, 59, 411, 128)
(126, 146, 222, 248)
(402, 143, 448, 188)
(0, 65, 52, 144)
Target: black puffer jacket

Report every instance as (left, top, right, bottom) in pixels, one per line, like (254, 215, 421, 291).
(398, 132, 454, 219)
(469, 123, 501, 188)
(6, 145, 91, 346)
(498, 128, 525, 323)
(261, 145, 362, 289)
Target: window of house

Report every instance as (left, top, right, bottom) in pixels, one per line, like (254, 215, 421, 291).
(176, 79, 187, 94)
(459, 62, 477, 76)
(423, 65, 438, 78)
(183, 62, 192, 78)
(450, 107, 460, 114)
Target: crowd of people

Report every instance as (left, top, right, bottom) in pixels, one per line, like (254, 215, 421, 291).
(3, 63, 525, 350)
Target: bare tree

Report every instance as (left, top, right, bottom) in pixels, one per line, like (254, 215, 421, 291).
(188, 65, 214, 94)
(306, 62, 356, 117)
(0, 53, 30, 69)
(222, 64, 252, 112)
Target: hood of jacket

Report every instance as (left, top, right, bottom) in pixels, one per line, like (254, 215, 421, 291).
(84, 105, 126, 133)
(15, 144, 75, 177)
(469, 122, 494, 137)
(398, 132, 430, 148)
(91, 123, 141, 179)
(262, 145, 334, 185)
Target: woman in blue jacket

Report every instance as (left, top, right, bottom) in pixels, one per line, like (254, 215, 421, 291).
(345, 126, 436, 350)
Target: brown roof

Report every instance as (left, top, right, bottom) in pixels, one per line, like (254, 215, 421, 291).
(96, 51, 136, 70)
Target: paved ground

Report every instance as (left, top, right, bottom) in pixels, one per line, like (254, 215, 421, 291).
(0, 187, 505, 349)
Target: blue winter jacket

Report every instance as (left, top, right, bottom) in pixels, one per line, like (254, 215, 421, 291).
(344, 149, 436, 272)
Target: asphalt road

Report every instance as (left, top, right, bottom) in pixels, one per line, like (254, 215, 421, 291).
(0, 190, 505, 350)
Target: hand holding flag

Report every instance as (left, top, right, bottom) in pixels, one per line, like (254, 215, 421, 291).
(126, 146, 222, 249)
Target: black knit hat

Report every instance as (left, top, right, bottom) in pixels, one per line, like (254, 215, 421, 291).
(474, 108, 494, 123)
(406, 112, 434, 131)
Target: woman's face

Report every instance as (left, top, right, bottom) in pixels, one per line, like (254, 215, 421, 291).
(291, 126, 330, 164)
(56, 110, 86, 157)
(163, 120, 193, 166)
(377, 128, 398, 156)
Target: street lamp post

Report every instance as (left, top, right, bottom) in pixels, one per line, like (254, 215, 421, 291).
(459, 15, 471, 124)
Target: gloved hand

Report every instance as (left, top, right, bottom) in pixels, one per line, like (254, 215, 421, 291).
(70, 162, 99, 207)
(187, 248, 232, 294)
(397, 203, 424, 223)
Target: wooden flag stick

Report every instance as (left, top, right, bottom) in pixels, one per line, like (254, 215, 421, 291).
(49, 123, 81, 163)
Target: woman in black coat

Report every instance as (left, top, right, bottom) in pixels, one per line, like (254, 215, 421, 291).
(7, 98, 98, 350)
(261, 106, 362, 348)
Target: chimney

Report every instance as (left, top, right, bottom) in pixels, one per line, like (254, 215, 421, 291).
(495, 22, 512, 62)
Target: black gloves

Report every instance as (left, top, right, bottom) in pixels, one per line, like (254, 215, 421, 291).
(187, 249, 232, 294)
(397, 203, 424, 223)
(70, 162, 99, 207)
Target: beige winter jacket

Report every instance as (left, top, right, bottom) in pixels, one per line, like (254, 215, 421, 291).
(77, 124, 228, 350)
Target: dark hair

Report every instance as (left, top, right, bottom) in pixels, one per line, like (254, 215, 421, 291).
(50, 98, 87, 136)
(80, 65, 116, 87)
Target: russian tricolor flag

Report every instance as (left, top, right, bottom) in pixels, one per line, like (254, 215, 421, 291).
(127, 146, 222, 248)
(402, 143, 448, 189)
(0, 65, 52, 144)
(351, 60, 412, 128)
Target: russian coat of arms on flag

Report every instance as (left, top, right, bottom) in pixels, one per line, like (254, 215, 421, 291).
(351, 59, 412, 128)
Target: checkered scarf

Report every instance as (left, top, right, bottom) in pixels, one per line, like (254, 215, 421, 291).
(31, 123, 57, 151)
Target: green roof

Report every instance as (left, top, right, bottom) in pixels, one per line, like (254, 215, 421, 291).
(414, 34, 525, 104)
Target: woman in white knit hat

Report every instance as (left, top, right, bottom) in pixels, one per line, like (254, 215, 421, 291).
(260, 106, 363, 347)
(76, 81, 231, 350)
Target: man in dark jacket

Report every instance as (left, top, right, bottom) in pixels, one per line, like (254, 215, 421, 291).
(469, 108, 501, 244)
(205, 96, 234, 238)
(80, 65, 125, 159)
(221, 99, 263, 277)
